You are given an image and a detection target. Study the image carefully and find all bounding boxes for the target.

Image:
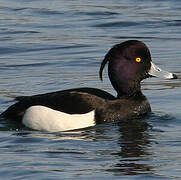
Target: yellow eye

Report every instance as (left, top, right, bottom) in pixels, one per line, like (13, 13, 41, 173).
(135, 57, 141, 63)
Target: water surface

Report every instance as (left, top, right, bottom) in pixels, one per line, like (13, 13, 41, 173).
(0, 0, 181, 179)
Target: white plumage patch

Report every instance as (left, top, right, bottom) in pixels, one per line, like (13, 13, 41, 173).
(22, 105, 95, 132)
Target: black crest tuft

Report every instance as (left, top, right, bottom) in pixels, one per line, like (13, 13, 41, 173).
(99, 56, 109, 81)
(99, 46, 116, 81)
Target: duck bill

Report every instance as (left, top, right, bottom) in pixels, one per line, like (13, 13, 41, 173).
(148, 62, 177, 79)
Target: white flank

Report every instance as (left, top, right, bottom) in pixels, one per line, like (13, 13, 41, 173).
(22, 105, 95, 132)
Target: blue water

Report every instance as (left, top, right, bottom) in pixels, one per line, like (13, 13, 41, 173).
(0, 0, 181, 179)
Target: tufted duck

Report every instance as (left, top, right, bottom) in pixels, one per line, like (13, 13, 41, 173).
(0, 40, 177, 131)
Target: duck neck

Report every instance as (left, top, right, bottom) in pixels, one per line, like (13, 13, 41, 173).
(109, 76, 141, 98)
(117, 81, 141, 98)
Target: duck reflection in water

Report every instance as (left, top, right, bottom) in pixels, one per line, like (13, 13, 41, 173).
(107, 117, 153, 176)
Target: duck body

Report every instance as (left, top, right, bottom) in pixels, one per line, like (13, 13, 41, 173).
(1, 40, 176, 131)
(1, 87, 151, 124)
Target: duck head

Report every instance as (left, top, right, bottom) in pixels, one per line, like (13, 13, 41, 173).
(99, 40, 177, 97)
